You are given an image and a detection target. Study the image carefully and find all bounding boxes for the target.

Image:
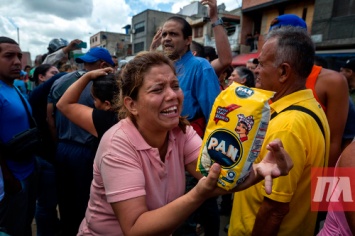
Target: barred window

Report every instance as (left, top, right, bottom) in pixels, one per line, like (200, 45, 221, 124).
(134, 22, 145, 34)
(194, 26, 203, 38)
(333, 0, 355, 17)
(134, 42, 144, 54)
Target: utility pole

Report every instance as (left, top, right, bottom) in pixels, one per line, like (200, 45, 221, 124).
(6, 17, 19, 45)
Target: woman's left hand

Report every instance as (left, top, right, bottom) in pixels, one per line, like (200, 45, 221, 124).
(87, 67, 114, 80)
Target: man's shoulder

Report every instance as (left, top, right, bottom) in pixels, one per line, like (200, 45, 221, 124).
(317, 68, 349, 106)
(272, 91, 327, 122)
(55, 71, 80, 83)
(185, 53, 212, 66)
(318, 68, 347, 85)
(0, 81, 13, 101)
(49, 70, 86, 102)
(180, 51, 211, 66)
(182, 55, 216, 77)
(51, 71, 75, 88)
(51, 70, 85, 91)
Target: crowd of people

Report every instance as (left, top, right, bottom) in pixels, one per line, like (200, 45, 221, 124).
(0, 0, 354, 235)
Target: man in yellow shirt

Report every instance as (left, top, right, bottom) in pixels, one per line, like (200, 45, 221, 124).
(229, 26, 330, 235)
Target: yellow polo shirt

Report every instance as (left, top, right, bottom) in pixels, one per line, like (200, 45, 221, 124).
(229, 89, 330, 236)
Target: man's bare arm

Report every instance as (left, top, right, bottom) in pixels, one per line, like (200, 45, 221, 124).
(252, 197, 289, 236)
(202, 0, 232, 77)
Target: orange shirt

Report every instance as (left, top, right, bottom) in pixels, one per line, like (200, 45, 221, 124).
(306, 65, 326, 111)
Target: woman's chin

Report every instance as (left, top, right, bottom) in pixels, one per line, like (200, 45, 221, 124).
(165, 119, 180, 130)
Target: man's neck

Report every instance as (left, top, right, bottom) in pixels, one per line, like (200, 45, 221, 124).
(0, 78, 15, 87)
(167, 49, 189, 62)
(271, 83, 306, 102)
(168, 54, 182, 62)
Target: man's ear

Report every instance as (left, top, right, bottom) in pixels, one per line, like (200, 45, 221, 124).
(192, 50, 197, 56)
(186, 36, 192, 47)
(38, 74, 46, 83)
(279, 63, 291, 83)
(103, 101, 112, 111)
(100, 61, 112, 69)
(124, 96, 138, 116)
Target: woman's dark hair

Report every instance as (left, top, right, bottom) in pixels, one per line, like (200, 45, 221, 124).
(204, 46, 218, 61)
(119, 51, 189, 132)
(24, 65, 32, 71)
(223, 65, 234, 78)
(235, 66, 255, 88)
(191, 41, 205, 58)
(91, 73, 120, 111)
(33, 64, 52, 85)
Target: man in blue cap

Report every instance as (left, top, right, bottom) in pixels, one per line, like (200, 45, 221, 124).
(75, 47, 115, 66)
(46, 46, 114, 235)
(230, 24, 330, 236)
(231, 14, 353, 235)
(269, 14, 308, 31)
(269, 14, 349, 168)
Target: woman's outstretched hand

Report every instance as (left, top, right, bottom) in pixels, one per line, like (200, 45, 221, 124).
(193, 163, 225, 200)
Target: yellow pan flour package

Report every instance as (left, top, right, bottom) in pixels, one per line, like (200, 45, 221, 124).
(197, 83, 275, 190)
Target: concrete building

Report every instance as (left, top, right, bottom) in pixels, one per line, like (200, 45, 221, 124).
(239, 0, 355, 69)
(89, 31, 132, 59)
(311, 0, 355, 68)
(131, 9, 181, 54)
(21, 51, 32, 68)
(130, 1, 241, 55)
(182, 2, 241, 53)
(240, 0, 315, 53)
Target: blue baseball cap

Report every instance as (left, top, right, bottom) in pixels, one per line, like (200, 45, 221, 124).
(269, 14, 307, 31)
(75, 47, 115, 66)
(20, 70, 27, 76)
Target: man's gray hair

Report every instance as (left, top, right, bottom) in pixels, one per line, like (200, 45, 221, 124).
(266, 26, 315, 79)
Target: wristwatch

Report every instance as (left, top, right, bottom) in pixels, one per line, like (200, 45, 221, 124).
(212, 18, 223, 28)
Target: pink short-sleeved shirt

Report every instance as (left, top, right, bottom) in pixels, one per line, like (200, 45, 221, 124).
(318, 204, 353, 236)
(318, 157, 353, 236)
(78, 118, 201, 235)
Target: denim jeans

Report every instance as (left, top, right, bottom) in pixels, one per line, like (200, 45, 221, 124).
(0, 165, 37, 236)
(35, 157, 61, 236)
(55, 141, 96, 236)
